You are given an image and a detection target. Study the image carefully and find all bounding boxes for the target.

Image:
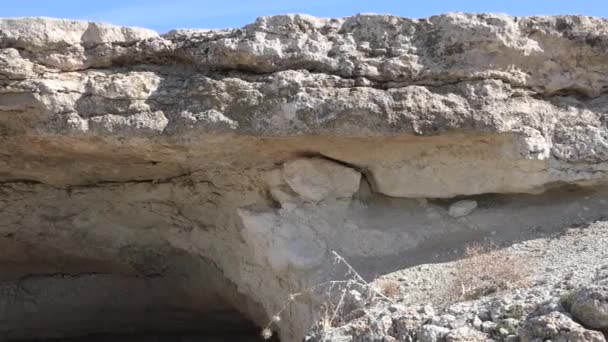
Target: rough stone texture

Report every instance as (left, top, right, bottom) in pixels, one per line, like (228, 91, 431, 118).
(2, 13, 608, 341)
(419, 324, 450, 342)
(3, 14, 608, 196)
(571, 285, 608, 333)
(445, 327, 488, 341)
(307, 223, 608, 342)
(282, 157, 361, 203)
(520, 312, 606, 342)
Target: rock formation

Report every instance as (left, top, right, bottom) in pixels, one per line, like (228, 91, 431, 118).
(1, 13, 608, 341)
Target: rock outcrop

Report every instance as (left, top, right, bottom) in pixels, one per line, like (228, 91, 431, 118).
(572, 285, 608, 333)
(2, 13, 608, 341)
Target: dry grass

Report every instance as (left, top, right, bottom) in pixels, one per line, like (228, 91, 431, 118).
(372, 278, 402, 299)
(450, 242, 529, 301)
(263, 244, 530, 339)
(262, 250, 395, 340)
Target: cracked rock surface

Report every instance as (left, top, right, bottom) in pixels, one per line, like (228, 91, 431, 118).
(2, 13, 608, 341)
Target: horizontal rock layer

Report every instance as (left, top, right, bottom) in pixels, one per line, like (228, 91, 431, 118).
(2, 14, 608, 197)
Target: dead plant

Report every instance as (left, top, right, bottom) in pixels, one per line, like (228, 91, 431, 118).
(372, 278, 402, 299)
(450, 242, 529, 301)
(261, 250, 396, 340)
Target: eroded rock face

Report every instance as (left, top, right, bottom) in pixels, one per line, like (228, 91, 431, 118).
(2, 13, 608, 341)
(3, 14, 608, 195)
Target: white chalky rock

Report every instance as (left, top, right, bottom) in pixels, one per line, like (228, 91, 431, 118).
(237, 208, 327, 272)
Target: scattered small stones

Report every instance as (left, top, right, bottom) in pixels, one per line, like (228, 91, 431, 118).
(305, 223, 608, 342)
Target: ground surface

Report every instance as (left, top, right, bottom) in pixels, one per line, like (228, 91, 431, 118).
(307, 221, 608, 341)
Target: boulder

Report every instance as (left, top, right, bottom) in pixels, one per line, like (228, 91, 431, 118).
(419, 324, 450, 342)
(519, 312, 605, 342)
(283, 158, 361, 203)
(571, 285, 608, 333)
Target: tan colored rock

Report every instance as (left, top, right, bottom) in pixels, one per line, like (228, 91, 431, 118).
(2, 15, 608, 196)
(283, 158, 361, 202)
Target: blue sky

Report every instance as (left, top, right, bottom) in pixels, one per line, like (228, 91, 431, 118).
(2, 0, 607, 33)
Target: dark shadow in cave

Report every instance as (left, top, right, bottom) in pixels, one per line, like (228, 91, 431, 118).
(0, 243, 280, 342)
(345, 184, 608, 280)
(20, 329, 279, 342)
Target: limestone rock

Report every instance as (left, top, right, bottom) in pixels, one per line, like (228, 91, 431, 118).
(0, 17, 157, 48)
(445, 327, 488, 341)
(282, 158, 361, 203)
(343, 289, 367, 315)
(1, 14, 608, 197)
(519, 311, 606, 342)
(571, 285, 608, 333)
(237, 208, 327, 272)
(419, 324, 450, 342)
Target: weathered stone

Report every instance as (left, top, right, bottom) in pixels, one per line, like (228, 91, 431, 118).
(282, 157, 361, 202)
(419, 324, 450, 342)
(1, 14, 608, 197)
(481, 321, 498, 333)
(571, 285, 608, 332)
(431, 314, 457, 328)
(519, 311, 605, 342)
(237, 208, 328, 272)
(445, 327, 488, 342)
(343, 289, 367, 315)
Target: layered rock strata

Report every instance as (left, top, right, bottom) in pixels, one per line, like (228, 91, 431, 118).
(2, 13, 608, 341)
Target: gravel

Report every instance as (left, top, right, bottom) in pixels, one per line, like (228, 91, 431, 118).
(306, 221, 608, 341)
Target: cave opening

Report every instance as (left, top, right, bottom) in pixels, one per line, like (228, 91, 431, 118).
(19, 325, 275, 342)
(0, 239, 280, 342)
(18, 315, 276, 342)
(3, 274, 279, 342)
(26, 332, 276, 342)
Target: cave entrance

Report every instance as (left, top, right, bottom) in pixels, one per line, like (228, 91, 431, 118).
(2, 274, 278, 341)
(0, 240, 279, 342)
(21, 321, 276, 342)
(4, 275, 278, 342)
